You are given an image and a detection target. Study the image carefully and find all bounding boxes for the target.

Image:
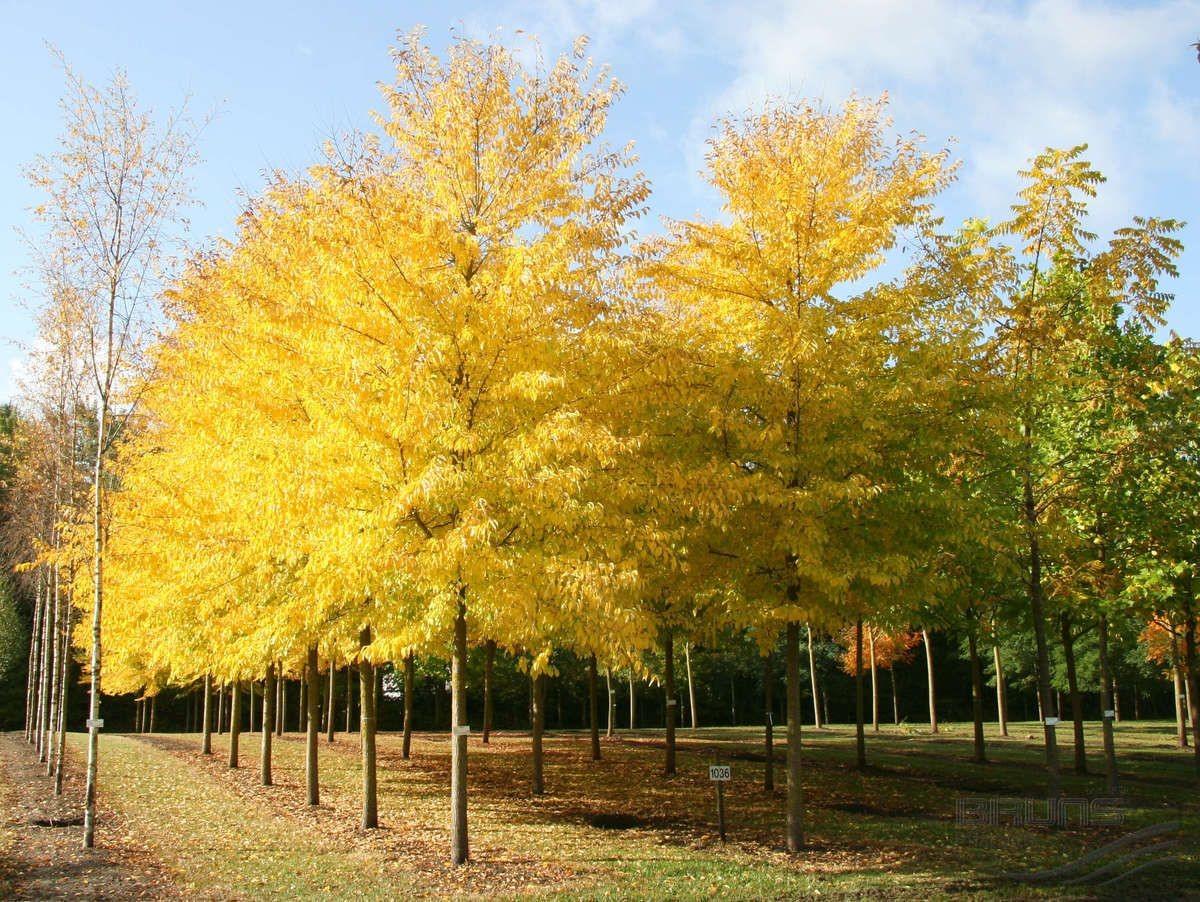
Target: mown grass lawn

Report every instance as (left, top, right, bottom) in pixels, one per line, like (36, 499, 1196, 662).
(60, 721, 1199, 899)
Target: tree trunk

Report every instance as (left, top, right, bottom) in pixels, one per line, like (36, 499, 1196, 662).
(1097, 614, 1119, 794)
(305, 646, 320, 805)
(1024, 466, 1061, 795)
(855, 619, 866, 770)
(360, 628, 377, 828)
(605, 668, 615, 738)
(968, 632, 986, 764)
(628, 669, 636, 730)
(807, 624, 822, 729)
(402, 653, 414, 760)
(588, 654, 600, 761)
(785, 621, 803, 851)
(345, 664, 353, 734)
(38, 574, 54, 760)
(868, 625, 878, 733)
(326, 664, 336, 743)
(1171, 625, 1188, 747)
(44, 573, 61, 770)
(149, 696, 156, 734)
(663, 632, 676, 776)
(482, 639, 495, 744)
(228, 683, 242, 768)
(218, 682, 226, 735)
(890, 667, 900, 726)
(202, 674, 213, 754)
(277, 667, 284, 736)
(993, 645, 1009, 737)
(1060, 613, 1087, 775)
(53, 601, 73, 795)
(1113, 678, 1122, 723)
(685, 643, 698, 729)
(249, 681, 256, 733)
(1184, 601, 1200, 777)
(531, 670, 546, 795)
(922, 628, 938, 734)
(261, 664, 275, 786)
(298, 671, 306, 733)
(24, 579, 44, 743)
(82, 378, 110, 852)
(764, 654, 774, 792)
(450, 597, 469, 864)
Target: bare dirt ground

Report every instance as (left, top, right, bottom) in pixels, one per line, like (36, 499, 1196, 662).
(0, 732, 170, 900)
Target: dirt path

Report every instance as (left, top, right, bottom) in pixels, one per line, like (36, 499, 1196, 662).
(0, 732, 171, 900)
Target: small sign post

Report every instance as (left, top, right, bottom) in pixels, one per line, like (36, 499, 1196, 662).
(709, 764, 731, 841)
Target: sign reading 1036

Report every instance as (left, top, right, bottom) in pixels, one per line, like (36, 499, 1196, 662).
(708, 765, 731, 782)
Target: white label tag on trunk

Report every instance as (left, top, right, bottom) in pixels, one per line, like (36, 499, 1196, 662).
(1044, 717, 1059, 726)
(453, 724, 470, 736)
(1104, 710, 1115, 718)
(666, 699, 677, 706)
(708, 765, 731, 781)
(86, 718, 104, 729)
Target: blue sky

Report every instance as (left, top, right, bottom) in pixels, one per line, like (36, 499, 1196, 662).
(2, 0, 1198, 402)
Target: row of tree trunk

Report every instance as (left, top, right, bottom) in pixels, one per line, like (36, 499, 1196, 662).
(22, 565, 74, 797)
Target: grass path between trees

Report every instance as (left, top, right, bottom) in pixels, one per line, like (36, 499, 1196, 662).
(1, 723, 1196, 898)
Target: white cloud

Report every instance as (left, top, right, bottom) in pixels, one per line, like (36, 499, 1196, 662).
(688, 0, 1200, 236)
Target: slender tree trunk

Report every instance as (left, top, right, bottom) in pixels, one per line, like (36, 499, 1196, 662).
(531, 670, 546, 795)
(44, 573, 62, 771)
(1097, 614, 1119, 794)
(218, 682, 226, 735)
(664, 632, 676, 776)
(482, 639, 495, 744)
(855, 620, 866, 770)
(685, 643, 698, 729)
(588, 654, 600, 761)
(24, 580, 44, 743)
(277, 668, 285, 736)
(450, 597, 468, 864)
(402, 653, 414, 760)
(968, 632, 986, 764)
(764, 654, 774, 792)
(1024, 467, 1061, 795)
(1113, 678, 1123, 723)
(890, 667, 900, 726)
(628, 669, 636, 730)
(149, 696, 156, 734)
(326, 664, 336, 743)
(53, 601, 73, 795)
(606, 668, 615, 738)
(299, 671, 306, 733)
(922, 628, 938, 734)
(82, 385, 109, 851)
(202, 674, 213, 754)
(229, 682, 242, 768)
(868, 626, 878, 733)
(261, 664, 275, 785)
(360, 628, 377, 828)
(807, 624, 822, 729)
(785, 621, 803, 851)
(993, 645, 1009, 737)
(38, 573, 54, 761)
(250, 681, 256, 733)
(1183, 602, 1200, 777)
(1060, 613, 1087, 774)
(345, 664, 353, 734)
(305, 646, 320, 805)
(1174, 659, 1188, 748)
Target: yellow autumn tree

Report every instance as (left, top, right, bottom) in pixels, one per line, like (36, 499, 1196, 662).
(647, 95, 989, 851)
